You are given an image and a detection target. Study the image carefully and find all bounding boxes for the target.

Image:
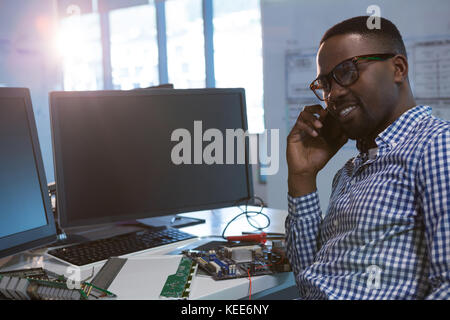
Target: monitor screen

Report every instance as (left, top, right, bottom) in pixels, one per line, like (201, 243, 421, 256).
(50, 89, 254, 228)
(0, 88, 56, 258)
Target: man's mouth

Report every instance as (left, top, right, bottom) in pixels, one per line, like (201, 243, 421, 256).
(338, 105, 358, 119)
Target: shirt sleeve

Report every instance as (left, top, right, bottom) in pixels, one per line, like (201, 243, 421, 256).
(285, 191, 323, 283)
(285, 167, 344, 277)
(417, 128, 450, 299)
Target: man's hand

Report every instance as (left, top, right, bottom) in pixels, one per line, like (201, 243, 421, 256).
(287, 104, 348, 197)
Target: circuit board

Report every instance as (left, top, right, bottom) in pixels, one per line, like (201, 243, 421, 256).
(159, 257, 198, 299)
(0, 268, 116, 300)
(182, 240, 291, 280)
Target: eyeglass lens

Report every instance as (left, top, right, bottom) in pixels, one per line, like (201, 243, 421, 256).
(313, 60, 359, 100)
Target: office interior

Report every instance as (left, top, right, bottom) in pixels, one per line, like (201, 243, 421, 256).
(0, 0, 449, 301)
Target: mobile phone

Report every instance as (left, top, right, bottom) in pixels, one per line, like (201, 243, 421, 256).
(319, 112, 343, 148)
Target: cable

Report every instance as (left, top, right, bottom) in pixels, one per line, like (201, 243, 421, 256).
(247, 268, 252, 300)
(220, 196, 270, 239)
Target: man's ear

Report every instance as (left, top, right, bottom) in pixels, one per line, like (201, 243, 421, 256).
(392, 54, 409, 83)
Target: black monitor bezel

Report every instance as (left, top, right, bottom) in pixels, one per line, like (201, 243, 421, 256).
(0, 88, 57, 258)
(50, 88, 255, 228)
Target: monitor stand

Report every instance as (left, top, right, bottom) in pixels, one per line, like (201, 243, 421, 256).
(136, 215, 205, 229)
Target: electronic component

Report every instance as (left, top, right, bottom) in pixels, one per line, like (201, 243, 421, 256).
(0, 267, 56, 280)
(224, 245, 262, 263)
(0, 268, 116, 300)
(91, 257, 127, 290)
(47, 228, 195, 266)
(0, 276, 13, 299)
(183, 240, 291, 280)
(50, 89, 252, 230)
(160, 257, 198, 300)
(0, 88, 57, 260)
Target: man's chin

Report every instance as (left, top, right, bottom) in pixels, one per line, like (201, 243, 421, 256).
(341, 126, 367, 141)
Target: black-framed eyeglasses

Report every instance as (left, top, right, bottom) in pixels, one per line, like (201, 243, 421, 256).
(309, 53, 396, 101)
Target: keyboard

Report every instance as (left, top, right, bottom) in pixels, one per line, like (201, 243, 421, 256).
(47, 228, 196, 266)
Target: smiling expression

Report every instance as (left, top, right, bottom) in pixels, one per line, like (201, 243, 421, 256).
(317, 33, 403, 140)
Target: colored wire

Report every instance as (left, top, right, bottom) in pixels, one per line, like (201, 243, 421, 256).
(247, 268, 252, 300)
(83, 282, 116, 297)
(221, 196, 270, 239)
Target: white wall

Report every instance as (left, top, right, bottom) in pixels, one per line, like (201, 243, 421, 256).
(0, 0, 62, 183)
(261, 0, 450, 210)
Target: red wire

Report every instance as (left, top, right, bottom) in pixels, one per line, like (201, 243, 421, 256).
(247, 268, 252, 300)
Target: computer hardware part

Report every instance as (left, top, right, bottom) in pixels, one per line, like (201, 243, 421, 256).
(90, 257, 127, 291)
(47, 227, 196, 266)
(182, 240, 291, 280)
(0, 268, 116, 300)
(49, 88, 253, 229)
(0, 88, 57, 259)
(160, 257, 198, 299)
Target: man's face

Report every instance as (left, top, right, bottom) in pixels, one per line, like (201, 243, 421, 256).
(317, 33, 400, 140)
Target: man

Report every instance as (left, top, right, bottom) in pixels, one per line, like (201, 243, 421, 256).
(286, 16, 449, 299)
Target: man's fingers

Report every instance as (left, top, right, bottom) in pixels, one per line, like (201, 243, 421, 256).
(295, 119, 318, 137)
(303, 104, 327, 117)
(290, 104, 328, 140)
(300, 111, 323, 129)
(302, 105, 327, 128)
(287, 119, 317, 143)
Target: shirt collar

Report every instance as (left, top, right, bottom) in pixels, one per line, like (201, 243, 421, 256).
(356, 105, 432, 154)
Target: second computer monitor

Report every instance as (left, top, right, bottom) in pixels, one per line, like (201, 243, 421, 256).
(50, 88, 254, 228)
(0, 88, 56, 258)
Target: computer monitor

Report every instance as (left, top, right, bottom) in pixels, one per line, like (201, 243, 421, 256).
(50, 88, 254, 228)
(0, 88, 57, 259)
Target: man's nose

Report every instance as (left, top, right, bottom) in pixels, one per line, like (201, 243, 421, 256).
(325, 79, 350, 109)
(326, 78, 349, 101)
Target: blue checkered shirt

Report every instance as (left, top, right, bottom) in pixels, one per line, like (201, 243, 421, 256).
(285, 105, 450, 299)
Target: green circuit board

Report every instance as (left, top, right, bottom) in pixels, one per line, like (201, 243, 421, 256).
(159, 257, 197, 299)
(0, 268, 116, 300)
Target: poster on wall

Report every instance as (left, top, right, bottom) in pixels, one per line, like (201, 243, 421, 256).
(412, 39, 450, 120)
(413, 39, 450, 99)
(285, 51, 317, 102)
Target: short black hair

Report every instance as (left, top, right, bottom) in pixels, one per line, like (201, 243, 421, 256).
(320, 16, 407, 57)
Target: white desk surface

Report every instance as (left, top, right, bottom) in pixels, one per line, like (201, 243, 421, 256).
(0, 206, 295, 300)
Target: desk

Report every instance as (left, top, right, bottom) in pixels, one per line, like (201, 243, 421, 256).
(0, 206, 297, 300)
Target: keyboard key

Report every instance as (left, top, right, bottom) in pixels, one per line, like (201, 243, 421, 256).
(47, 228, 196, 266)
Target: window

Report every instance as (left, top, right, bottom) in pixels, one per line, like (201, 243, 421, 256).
(213, 0, 265, 133)
(166, 0, 205, 88)
(58, 13, 103, 90)
(109, 4, 159, 90)
(56, 0, 265, 132)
